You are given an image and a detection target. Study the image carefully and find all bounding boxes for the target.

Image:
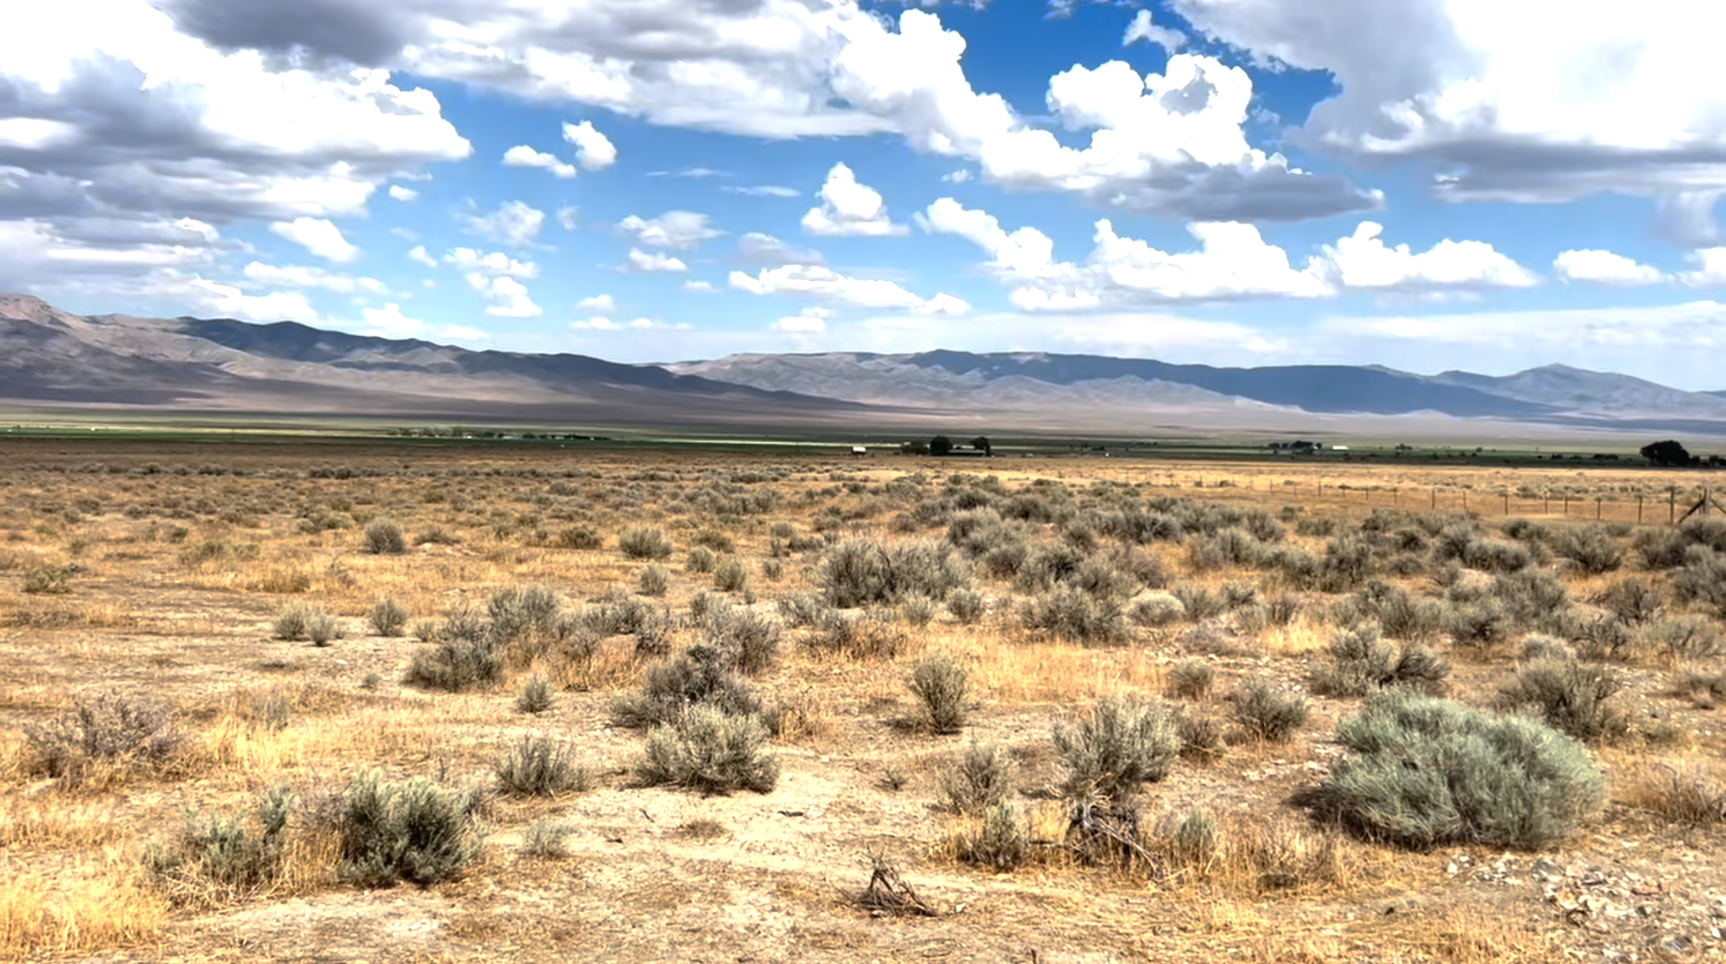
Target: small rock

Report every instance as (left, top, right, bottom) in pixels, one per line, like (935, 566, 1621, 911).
(1532, 858, 1566, 880)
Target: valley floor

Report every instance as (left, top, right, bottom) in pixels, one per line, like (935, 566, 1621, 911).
(3, 441, 1726, 963)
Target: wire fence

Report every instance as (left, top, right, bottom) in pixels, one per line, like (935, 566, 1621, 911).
(1126, 474, 1726, 526)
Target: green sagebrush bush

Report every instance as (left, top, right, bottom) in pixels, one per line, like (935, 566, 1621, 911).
(1318, 689, 1606, 850)
(636, 705, 779, 795)
(334, 769, 485, 886)
(816, 538, 971, 607)
(1311, 622, 1451, 698)
(146, 786, 294, 906)
(1053, 694, 1180, 802)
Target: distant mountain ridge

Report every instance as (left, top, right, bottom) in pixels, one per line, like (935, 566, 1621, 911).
(5, 292, 1726, 435)
(0, 294, 875, 426)
(668, 350, 1726, 421)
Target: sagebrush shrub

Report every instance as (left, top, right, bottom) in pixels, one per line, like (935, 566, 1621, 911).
(957, 802, 1030, 871)
(1552, 526, 1624, 575)
(21, 566, 72, 594)
(24, 690, 188, 784)
(1166, 658, 1214, 700)
(404, 619, 503, 693)
(941, 740, 1017, 815)
(515, 674, 555, 714)
(637, 706, 779, 795)
(369, 598, 409, 637)
(306, 611, 342, 647)
(522, 818, 574, 857)
(701, 605, 781, 676)
(611, 645, 762, 728)
(556, 526, 603, 550)
(488, 584, 561, 642)
(493, 734, 586, 796)
(1639, 614, 1725, 660)
(1312, 622, 1450, 698)
(146, 786, 293, 906)
(1131, 591, 1186, 627)
(334, 769, 485, 886)
(362, 519, 406, 555)
(638, 565, 671, 597)
(898, 594, 938, 627)
(1054, 694, 1181, 801)
(909, 650, 974, 734)
(686, 546, 716, 573)
(817, 538, 970, 607)
(1020, 584, 1130, 646)
(1171, 585, 1225, 622)
(1497, 657, 1629, 743)
(1445, 597, 1513, 653)
(947, 587, 987, 624)
(273, 601, 317, 641)
(713, 559, 749, 593)
(619, 526, 674, 561)
(1230, 681, 1309, 742)
(1320, 689, 1606, 849)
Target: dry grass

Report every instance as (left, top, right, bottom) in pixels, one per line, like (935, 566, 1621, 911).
(0, 440, 1720, 962)
(0, 858, 168, 959)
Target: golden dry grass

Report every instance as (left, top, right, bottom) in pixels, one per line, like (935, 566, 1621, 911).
(0, 439, 1722, 962)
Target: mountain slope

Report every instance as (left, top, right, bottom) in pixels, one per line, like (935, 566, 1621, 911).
(1429, 364, 1726, 418)
(0, 295, 875, 425)
(670, 351, 1556, 418)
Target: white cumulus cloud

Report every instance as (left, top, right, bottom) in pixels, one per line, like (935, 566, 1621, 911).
(801, 163, 908, 237)
(729, 263, 960, 311)
(1123, 9, 1187, 53)
(1169, 0, 1726, 219)
(626, 248, 689, 272)
(444, 248, 539, 279)
(1553, 249, 1666, 286)
(562, 121, 617, 171)
(270, 218, 359, 264)
(241, 262, 386, 294)
(463, 200, 546, 248)
(502, 145, 578, 179)
(466, 274, 542, 317)
(619, 211, 723, 249)
(1309, 223, 1540, 291)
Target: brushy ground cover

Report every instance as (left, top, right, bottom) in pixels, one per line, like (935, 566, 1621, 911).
(1, 438, 1724, 963)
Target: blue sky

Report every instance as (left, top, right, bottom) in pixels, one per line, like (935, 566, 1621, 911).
(6, 0, 1726, 386)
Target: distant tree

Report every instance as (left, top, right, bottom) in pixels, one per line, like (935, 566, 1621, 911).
(901, 440, 931, 456)
(930, 435, 955, 457)
(970, 436, 992, 456)
(1641, 440, 1694, 467)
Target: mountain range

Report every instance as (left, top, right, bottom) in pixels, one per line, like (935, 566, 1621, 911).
(4, 293, 1725, 439)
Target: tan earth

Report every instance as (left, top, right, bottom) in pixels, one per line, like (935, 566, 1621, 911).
(4, 439, 1726, 964)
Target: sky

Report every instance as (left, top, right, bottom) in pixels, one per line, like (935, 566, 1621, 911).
(6, 0, 1726, 388)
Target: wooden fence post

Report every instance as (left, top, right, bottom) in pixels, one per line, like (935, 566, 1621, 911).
(1503, 493, 1509, 515)
(1596, 497, 1602, 520)
(1638, 495, 1644, 525)
(1672, 488, 1678, 525)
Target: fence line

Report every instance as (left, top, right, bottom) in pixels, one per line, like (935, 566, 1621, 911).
(1129, 474, 1722, 526)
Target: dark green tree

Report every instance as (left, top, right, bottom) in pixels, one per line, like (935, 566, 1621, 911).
(970, 436, 992, 456)
(930, 435, 955, 457)
(1641, 440, 1693, 467)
